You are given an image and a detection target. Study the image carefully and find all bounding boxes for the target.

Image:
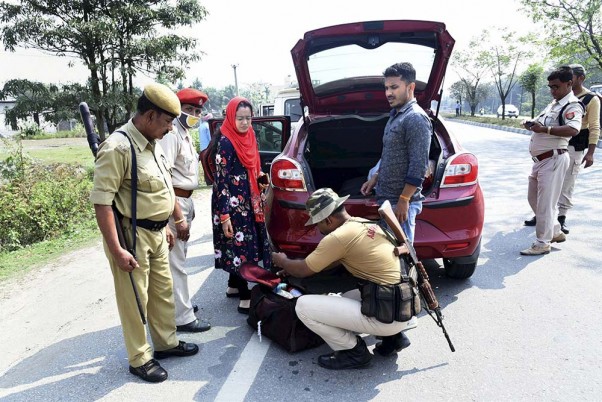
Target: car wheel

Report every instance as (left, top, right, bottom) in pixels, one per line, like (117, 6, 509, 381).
(442, 238, 480, 279)
(443, 259, 477, 279)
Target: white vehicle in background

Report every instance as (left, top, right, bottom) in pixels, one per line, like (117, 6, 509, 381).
(591, 84, 602, 96)
(273, 87, 302, 131)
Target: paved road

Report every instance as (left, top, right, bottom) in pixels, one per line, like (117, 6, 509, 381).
(1, 121, 601, 401)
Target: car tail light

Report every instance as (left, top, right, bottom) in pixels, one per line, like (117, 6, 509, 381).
(441, 153, 479, 187)
(270, 157, 306, 191)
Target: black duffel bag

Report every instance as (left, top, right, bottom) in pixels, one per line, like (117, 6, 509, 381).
(246, 285, 325, 353)
(240, 262, 325, 353)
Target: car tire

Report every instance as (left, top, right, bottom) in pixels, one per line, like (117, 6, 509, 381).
(442, 238, 481, 279)
(443, 259, 477, 279)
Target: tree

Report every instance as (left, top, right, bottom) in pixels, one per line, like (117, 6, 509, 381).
(519, 64, 544, 118)
(1, 79, 90, 128)
(0, 0, 207, 139)
(449, 81, 467, 115)
(452, 36, 491, 116)
(521, 0, 602, 71)
(481, 29, 533, 120)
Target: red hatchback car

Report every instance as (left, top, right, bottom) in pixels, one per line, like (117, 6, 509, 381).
(212, 20, 484, 279)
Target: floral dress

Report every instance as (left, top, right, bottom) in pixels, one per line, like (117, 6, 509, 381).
(212, 135, 271, 275)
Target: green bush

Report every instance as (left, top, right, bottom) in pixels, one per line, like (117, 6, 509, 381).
(0, 149, 94, 252)
(19, 123, 45, 138)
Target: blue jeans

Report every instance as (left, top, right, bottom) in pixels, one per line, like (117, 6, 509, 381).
(387, 201, 423, 244)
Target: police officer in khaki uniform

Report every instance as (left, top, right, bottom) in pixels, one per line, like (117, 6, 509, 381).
(521, 67, 583, 256)
(158, 88, 211, 332)
(91, 83, 198, 383)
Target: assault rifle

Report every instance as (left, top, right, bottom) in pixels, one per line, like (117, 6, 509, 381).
(378, 200, 455, 352)
(80, 102, 146, 325)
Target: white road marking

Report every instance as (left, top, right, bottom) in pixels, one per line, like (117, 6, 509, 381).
(214, 333, 271, 402)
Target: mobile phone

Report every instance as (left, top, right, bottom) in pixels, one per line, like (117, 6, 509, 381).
(258, 174, 269, 185)
(525, 121, 535, 129)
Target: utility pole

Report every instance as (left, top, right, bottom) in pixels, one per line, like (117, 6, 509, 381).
(231, 64, 239, 96)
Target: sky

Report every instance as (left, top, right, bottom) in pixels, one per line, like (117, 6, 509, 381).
(0, 0, 536, 91)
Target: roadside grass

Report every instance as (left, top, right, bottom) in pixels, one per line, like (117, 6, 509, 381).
(0, 135, 97, 283)
(0, 221, 99, 282)
(441, 113, 527, 129)
(27, 143, 95, 170)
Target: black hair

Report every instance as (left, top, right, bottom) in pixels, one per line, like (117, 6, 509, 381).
(383, 62, 416, 83)
(237, 100, 254, 113)
(137, 94, 177, 118)
(547, 66, 573, 83)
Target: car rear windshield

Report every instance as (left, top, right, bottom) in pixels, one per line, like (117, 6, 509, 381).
(307, 42, 435, 95)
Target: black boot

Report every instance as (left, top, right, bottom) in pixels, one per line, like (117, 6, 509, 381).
(558, 215, 569, 234)
(524, 216, 536, 226)
(374, 332, 411, 356)
(318, 336, 372, 370)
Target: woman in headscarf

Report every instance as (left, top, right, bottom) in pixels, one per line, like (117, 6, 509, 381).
(211, 97, 271, 314)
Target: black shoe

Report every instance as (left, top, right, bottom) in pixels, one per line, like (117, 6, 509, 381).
(237, 299, 250, 315)
(154, 341, 199, 359)
(524, 216, 536, 226)
(374, 332, 411, 356)
(193, 304, 198, 313)
(176, 319, 211, 333)
(318, 336, 372, 370)
(129, 359, 168, 383)
(558, 215, 569, 234)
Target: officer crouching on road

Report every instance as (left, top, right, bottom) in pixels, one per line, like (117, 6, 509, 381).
(91, 83, 198, 383)
(272, 188, 417, 370)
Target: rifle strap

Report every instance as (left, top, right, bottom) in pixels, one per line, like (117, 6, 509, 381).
(357, 219, 410, 281)
(116, 130, 138, 259)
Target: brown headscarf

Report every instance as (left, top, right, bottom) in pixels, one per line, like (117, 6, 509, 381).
(220, 97, 264, 222)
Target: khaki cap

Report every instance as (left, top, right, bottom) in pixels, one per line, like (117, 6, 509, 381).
(305, 188, 349, 226)
(143, 83, 181, 117)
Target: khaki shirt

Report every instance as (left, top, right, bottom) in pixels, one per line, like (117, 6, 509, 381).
(305, 218, 401, 285)
(157, 119, 199, 190)
(530, 91, 583, 156)
(575, 87, 601, 145)
(90, 120, 175, 221)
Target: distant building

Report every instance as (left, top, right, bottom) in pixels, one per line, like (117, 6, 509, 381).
(0, 99, 16, 137)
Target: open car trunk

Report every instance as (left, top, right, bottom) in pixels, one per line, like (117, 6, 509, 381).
(303, 115, 441, 198)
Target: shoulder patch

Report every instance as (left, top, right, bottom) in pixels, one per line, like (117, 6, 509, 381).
(565, 111, 576, 120)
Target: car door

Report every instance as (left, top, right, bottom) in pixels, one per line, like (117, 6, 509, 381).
(208, 116, 291, 173)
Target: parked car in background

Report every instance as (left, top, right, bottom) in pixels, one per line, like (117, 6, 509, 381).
(260, 20, 485, 279)
(591, 84, 602, 96)
(497, 104, 519, 118)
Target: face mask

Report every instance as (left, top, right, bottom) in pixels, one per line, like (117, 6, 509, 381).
(179, 111, 200, 129)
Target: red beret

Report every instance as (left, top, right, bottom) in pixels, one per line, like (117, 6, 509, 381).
(176, 88, 208, 106)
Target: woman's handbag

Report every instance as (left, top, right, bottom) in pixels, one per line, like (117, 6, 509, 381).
(359, 262, 421, 324)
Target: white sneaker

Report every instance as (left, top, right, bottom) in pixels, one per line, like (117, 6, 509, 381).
(551, 232, 566, 243)
(520, 243, 551, 255)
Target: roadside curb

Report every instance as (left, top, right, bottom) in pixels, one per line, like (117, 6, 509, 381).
(451, 118, 602, 148)
(450, 118, 531, 136)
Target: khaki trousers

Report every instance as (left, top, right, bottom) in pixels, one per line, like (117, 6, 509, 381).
(105, 224, 178, 368)
(167, 196, 196, 326)
(527, 153, 569, 246)
(296, 290, 415, 351)
(558, 146, 585, 217)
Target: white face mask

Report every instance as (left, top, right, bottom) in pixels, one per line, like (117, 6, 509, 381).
(179, 111, 200, 129)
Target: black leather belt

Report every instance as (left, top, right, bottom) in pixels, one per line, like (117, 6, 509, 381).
(133, 218, 169, 231)
(532, 149, 567, 162)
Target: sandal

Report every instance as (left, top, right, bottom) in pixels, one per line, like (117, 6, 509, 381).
(226, 287, 240, 298)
